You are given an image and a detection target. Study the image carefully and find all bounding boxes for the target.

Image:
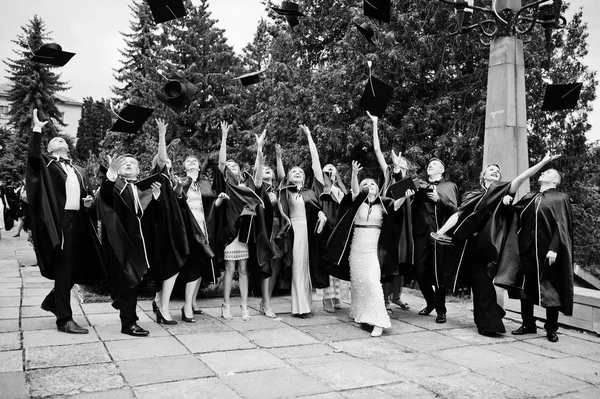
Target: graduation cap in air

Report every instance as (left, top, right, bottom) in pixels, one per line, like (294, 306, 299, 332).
(234, 70, 266, 86)
(109, 103, 155, 134)
(155, 73, 197, 112)
(271, 2, 305, 28)
(147, 0, 187, 24)
(359, 76, 393, 117)
(364, 0, 391, 23)
(30, 43, 75, 67)
(541, 83, 582, 111)
(354, 22, 377, 46)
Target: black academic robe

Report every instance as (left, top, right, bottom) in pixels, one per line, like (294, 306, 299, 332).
(279, 182, 329, 289)
(26, 131, 104, 283)
(412, 178, 460, 287)
(497, 189, 574, 316)
(448, 181, 515, 290)
(98, 176, 157, 298)
(143, 165, 189, 286)
(324, 192, 402, 282)
(179, 179, 217, 284)
(212, 167, 273, 284)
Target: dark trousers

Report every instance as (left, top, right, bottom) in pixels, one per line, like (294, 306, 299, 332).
(41, 210, 78, 326)
(414, 234, 447, 315)
(469, 261, 506, 333)
(119, 284, 139, 328)
(520, 299, 560, 332)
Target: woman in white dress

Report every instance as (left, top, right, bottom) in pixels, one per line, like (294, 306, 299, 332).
(325, 161, 410, 336)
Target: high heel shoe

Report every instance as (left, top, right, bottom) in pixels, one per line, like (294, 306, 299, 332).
(323, 298, 336, 313)
(192, 307, 204, 315)
(181, 308, 196, 323)
(156, 308, 177, 325)
(152, 300, 158, 313)
(259, 302, 276, 318)
(221, 303, 233, 320)
(241, 304, 251, 321)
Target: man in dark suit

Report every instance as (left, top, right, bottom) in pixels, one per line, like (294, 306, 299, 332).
(27, 109, 103, 334)
(412, 158, 459, 323)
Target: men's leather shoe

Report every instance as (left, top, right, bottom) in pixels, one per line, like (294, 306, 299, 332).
(418, 305, 435, 316)
(546, 330, 559, 343)
(40, 302, 57, 316)
(511, 325, 537, 335)
(121, 324, 149, 337)
(57, 320, 89, 334)
(435, 313, 447, 324)
(111, 299, 120, 310)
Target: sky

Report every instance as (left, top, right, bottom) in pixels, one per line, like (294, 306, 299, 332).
(0, 0, 599, 142)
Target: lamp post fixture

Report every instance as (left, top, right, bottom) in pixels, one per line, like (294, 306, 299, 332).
(434, 0, 566, 196)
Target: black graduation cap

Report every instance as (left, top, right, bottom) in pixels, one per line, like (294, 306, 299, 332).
(359, 76, 393, 117)
(364, 0, 391, 23)
(147, 0, 187, 24)
(388, 177, 417, 200)
(354, 22, 377, 46)
(541, 83, 582, 111)
(155, 73, 197, 112)
(271, 2, 305, 28)
(30, 43, 75, 67)
(109, 104, 155, 134)
(136, 173, 163, 191)
(234, 70, 266, 86)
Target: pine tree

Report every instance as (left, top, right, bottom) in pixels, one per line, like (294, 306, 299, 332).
(3, 15, 69, 175)
(74, 97, 112, 161)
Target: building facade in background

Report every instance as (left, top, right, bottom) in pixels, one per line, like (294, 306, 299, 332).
(0, 82, 82, 140)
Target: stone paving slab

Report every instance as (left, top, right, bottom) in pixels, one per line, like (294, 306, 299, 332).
(25, 342, 111, 370)
(538, 356, 600, 384)
(21, 295, 47, 307)
(243, 326, 320, 348)
(433, 345, 527, 370)
(0, 289, 20, 298)
(0, 371, 27, 399)
(177, 330, 256, 353)
(68, 388, 136, 399)
(383, 330, 468, 352)
(267, 343, 337, 360)
(0, 349, 23, 372)
(160, 315, 233, 334)
(117, 354, 214, 386)
(219, 314, 289, 332)
(417, 371, 531, 399)
(298, 321, 372, 342)
(105, 335, 189, 361)
(21, 315, 90, 332)
(23, 328, 100, 348)
(134, 376, 242, 399)
(200, 348, 289, 375)
(86, 311, 153, 327)
(375, 382, 441, 399)
(222, 368, 333, 399)
(94, 321, 170, 341)
(27, 363, 125, 398)
(330, 337, 415, 359)
(22, 304, 83, 318)
(0, 318, 19, 333)
(0, 306, 19, 319)
(0, 331, 21, 351)
(369, 352, 467, 381)
(477, 362, 592, 397)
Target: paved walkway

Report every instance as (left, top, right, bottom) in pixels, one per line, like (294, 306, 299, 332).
(1, 234, 600, 399)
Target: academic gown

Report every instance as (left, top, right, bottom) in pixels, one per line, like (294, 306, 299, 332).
(278, 182, 328, 289)
(324, 192, 402, 282)
(496, 189, 574, 316)
(26, 131, 104, 284)
(97, 176, 157, 299)
(178, 179, 217, 284)
(143, 165, 189, 288)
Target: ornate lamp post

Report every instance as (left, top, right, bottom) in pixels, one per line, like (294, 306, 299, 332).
(435, 0, 566, 197)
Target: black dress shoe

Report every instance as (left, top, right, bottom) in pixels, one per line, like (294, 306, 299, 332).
(121, 324, 149, 337)
(111, 299, 120, 310)
(478, 331, 501, 337)
(40, 302, 57, 316)
(546, 330, 559, 342)
(435, 313, 447, 324)
(418, 305, 435, 316)
(511, 325, 537, 335)
(192, 308, 203, 315)
(57, 320, 89, 334)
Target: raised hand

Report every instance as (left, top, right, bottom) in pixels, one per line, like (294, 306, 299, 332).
(542, 151, 561, 163)
(366, 110, 378, 124)
(351, 160, 363, 175)
(256, 129, 266, 149)
(32, 109, 49, 131)
(156, 118, 168, 137)
(275, 143, 283, 157)
(107, 154, 127, 175)
(299, 124, 311, 137)
(220, 121, 232, 137)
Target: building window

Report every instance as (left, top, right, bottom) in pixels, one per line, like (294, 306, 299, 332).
(0, 105, 9, 119)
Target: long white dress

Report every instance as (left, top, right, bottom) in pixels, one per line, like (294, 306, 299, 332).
(349, 202, 391, 328)
(289, 192, 312, 314)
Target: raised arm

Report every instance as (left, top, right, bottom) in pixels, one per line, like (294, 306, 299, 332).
(275, 144, 285, 185)
(351, 160, 362, 200)
(28, 109, 49, 160)
(300, 124, 324, 185)
(218, 121, 232, 173)
(508, 152, 561, 195)
(156, 118, 168, 169)
(254, 129, 266, 188)
(368, 111, 388, 175)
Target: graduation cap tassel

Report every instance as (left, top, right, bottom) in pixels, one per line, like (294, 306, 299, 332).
(367, 61, 376, 97)
(165, 5, 178, 20)
(110, 100, 134, 124)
